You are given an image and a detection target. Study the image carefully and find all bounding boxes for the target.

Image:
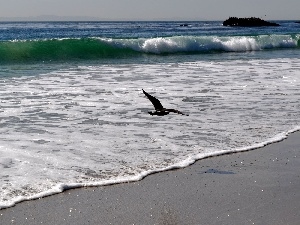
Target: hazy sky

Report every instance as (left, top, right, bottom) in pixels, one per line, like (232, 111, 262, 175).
(0, 0, 299, 21)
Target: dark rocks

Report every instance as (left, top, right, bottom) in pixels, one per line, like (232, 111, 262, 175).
(223, 17, 280, 27)
(179, 23, 190, 27)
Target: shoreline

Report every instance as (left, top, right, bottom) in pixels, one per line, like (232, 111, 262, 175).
(1, 132, 300, 224)
(0, 128, 297, 211)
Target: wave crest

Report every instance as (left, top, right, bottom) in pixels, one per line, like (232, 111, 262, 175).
(0, 34, 299, 62)
(106, 34, 298, 54)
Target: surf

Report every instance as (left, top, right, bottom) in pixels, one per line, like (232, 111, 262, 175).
(0, 34, 299, 63)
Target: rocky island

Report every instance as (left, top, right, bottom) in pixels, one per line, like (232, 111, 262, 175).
(223, 17, 280, 27)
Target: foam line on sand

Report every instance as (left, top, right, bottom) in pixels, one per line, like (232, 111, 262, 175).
(1, 132, 300, 225)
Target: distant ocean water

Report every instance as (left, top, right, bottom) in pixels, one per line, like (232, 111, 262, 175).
(0, 21, 299, 209)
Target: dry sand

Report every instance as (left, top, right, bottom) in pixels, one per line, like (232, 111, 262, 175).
(1, 132, 299, 225)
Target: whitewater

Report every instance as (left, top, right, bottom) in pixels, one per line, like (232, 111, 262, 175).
(0, 21, 299, 209)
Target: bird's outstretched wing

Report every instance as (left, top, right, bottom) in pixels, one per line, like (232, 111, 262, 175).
(142, 89, 164, 110)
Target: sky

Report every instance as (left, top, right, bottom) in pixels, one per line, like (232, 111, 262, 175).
(0, 0, 299, 21)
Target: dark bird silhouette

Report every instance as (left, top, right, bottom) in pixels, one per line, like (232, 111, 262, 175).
(142, 89, 188, 116)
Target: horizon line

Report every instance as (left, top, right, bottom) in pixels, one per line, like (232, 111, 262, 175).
(0, 15, 298, 22)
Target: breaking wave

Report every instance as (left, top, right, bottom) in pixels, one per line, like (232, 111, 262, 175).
(0, 34, 299, 62)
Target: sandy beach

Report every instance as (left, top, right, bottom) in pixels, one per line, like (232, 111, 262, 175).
(1, 132, 299, 225)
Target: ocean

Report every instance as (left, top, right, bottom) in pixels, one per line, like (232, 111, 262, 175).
(0, 21, 299, 209)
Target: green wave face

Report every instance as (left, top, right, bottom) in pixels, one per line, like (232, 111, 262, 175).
(0, 38, 137, 63)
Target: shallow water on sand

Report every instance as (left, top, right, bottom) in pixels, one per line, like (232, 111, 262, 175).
(1, 52, 300, 208)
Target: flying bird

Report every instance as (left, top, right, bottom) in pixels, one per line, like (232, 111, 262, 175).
(142, 89, 188, 116)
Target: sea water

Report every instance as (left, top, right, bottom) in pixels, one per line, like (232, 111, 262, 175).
(0, 21, 299, 208)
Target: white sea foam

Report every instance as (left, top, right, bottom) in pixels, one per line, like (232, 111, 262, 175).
(101, 34, 299, 54)
(1, 57, 300, 209)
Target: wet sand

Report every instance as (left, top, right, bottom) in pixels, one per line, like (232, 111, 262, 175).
(1, 132, 299, 225)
